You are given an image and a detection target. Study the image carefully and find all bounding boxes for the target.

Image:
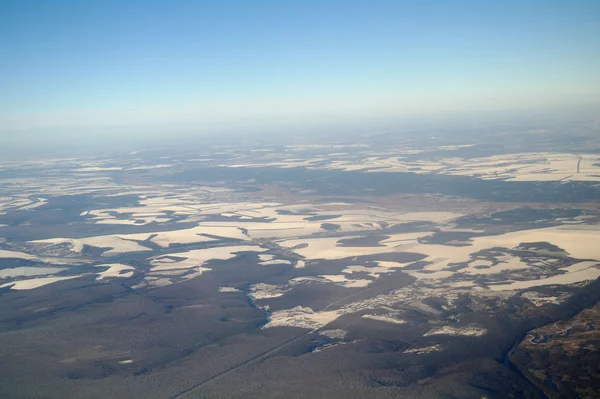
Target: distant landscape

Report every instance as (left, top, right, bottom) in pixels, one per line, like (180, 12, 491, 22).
(1, 121, 600, 398)
(2, 1, 600, 397)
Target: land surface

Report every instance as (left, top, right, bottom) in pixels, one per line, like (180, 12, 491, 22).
(510, 302, 600, 399)
(1, 121, 600, 398)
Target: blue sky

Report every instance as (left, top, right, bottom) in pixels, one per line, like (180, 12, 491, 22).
(1, 0, 599, 140)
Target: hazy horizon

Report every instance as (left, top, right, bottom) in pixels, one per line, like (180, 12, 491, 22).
(2, 0, 600, 149)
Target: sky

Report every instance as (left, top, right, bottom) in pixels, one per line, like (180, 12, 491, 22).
(1, 0, 600, 145)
